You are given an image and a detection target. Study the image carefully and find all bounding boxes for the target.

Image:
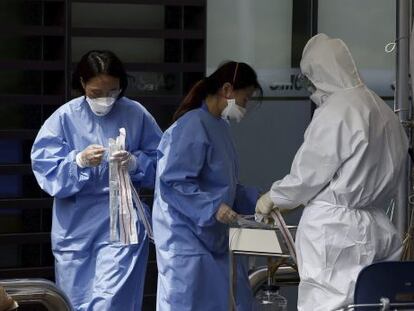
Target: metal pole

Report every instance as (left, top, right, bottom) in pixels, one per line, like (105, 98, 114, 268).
(228, 252, 236, 311)
(395, 0, 411, 237)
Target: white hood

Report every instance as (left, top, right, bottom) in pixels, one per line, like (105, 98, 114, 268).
(300, 33, 363, 99)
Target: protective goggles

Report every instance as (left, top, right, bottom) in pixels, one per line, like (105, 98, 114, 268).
(297, 73, 316, 93)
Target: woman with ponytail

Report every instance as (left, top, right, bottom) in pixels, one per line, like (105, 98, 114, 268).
(153, 61, 262, 310)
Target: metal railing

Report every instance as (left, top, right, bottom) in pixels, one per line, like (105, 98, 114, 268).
(0, 278, 72, 311)
(335, 297, 414, 311)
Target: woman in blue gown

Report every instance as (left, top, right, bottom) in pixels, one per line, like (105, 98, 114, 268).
(153, 61, 262, 310)
(31, 50, 162, 311)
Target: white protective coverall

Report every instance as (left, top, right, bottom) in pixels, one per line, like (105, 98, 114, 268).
(269, 33, 408, 310)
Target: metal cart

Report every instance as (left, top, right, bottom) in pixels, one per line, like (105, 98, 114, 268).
(228, 220, 299, 310)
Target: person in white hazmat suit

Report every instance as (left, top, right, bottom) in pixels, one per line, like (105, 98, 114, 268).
(256, 33, 409, 310)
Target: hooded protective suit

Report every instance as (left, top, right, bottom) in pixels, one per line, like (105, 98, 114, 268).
(269, 34, 408, 310)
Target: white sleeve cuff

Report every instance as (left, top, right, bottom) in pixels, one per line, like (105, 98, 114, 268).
(76, 152, 86, 168)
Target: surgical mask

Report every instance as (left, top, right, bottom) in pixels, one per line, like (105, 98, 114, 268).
(86, 96, 117, 116)
(221, 98, 246, 123)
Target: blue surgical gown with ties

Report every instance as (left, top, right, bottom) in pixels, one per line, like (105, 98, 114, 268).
(31, 96, 162, 311)
(153, 104, 259, 311)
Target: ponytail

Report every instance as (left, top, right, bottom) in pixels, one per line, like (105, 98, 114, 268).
(172, 61, 261, 122)
(173, 79, 207, 122)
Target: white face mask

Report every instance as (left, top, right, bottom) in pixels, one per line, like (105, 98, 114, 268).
(86, 96, 117, 116)
(221, 98, 246, 123)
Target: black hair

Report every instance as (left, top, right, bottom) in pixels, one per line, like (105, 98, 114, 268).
(72, 50, 128, 98)
(173, 61, 262, 121)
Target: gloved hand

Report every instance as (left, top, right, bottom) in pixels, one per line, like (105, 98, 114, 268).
(255, 191, 276, 215)
(110, 150, 137, 172)
(76, 144, 105, 168)
(255, 212, 272, 225)
(215, 203, 238, 224)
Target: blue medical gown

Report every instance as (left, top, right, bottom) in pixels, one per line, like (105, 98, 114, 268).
(31, 96, 162, 311)
(153, 104, 259, 311)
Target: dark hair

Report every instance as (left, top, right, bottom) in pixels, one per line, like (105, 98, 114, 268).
(72, 50, 128, 98)
(173, 61, 262, 121)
